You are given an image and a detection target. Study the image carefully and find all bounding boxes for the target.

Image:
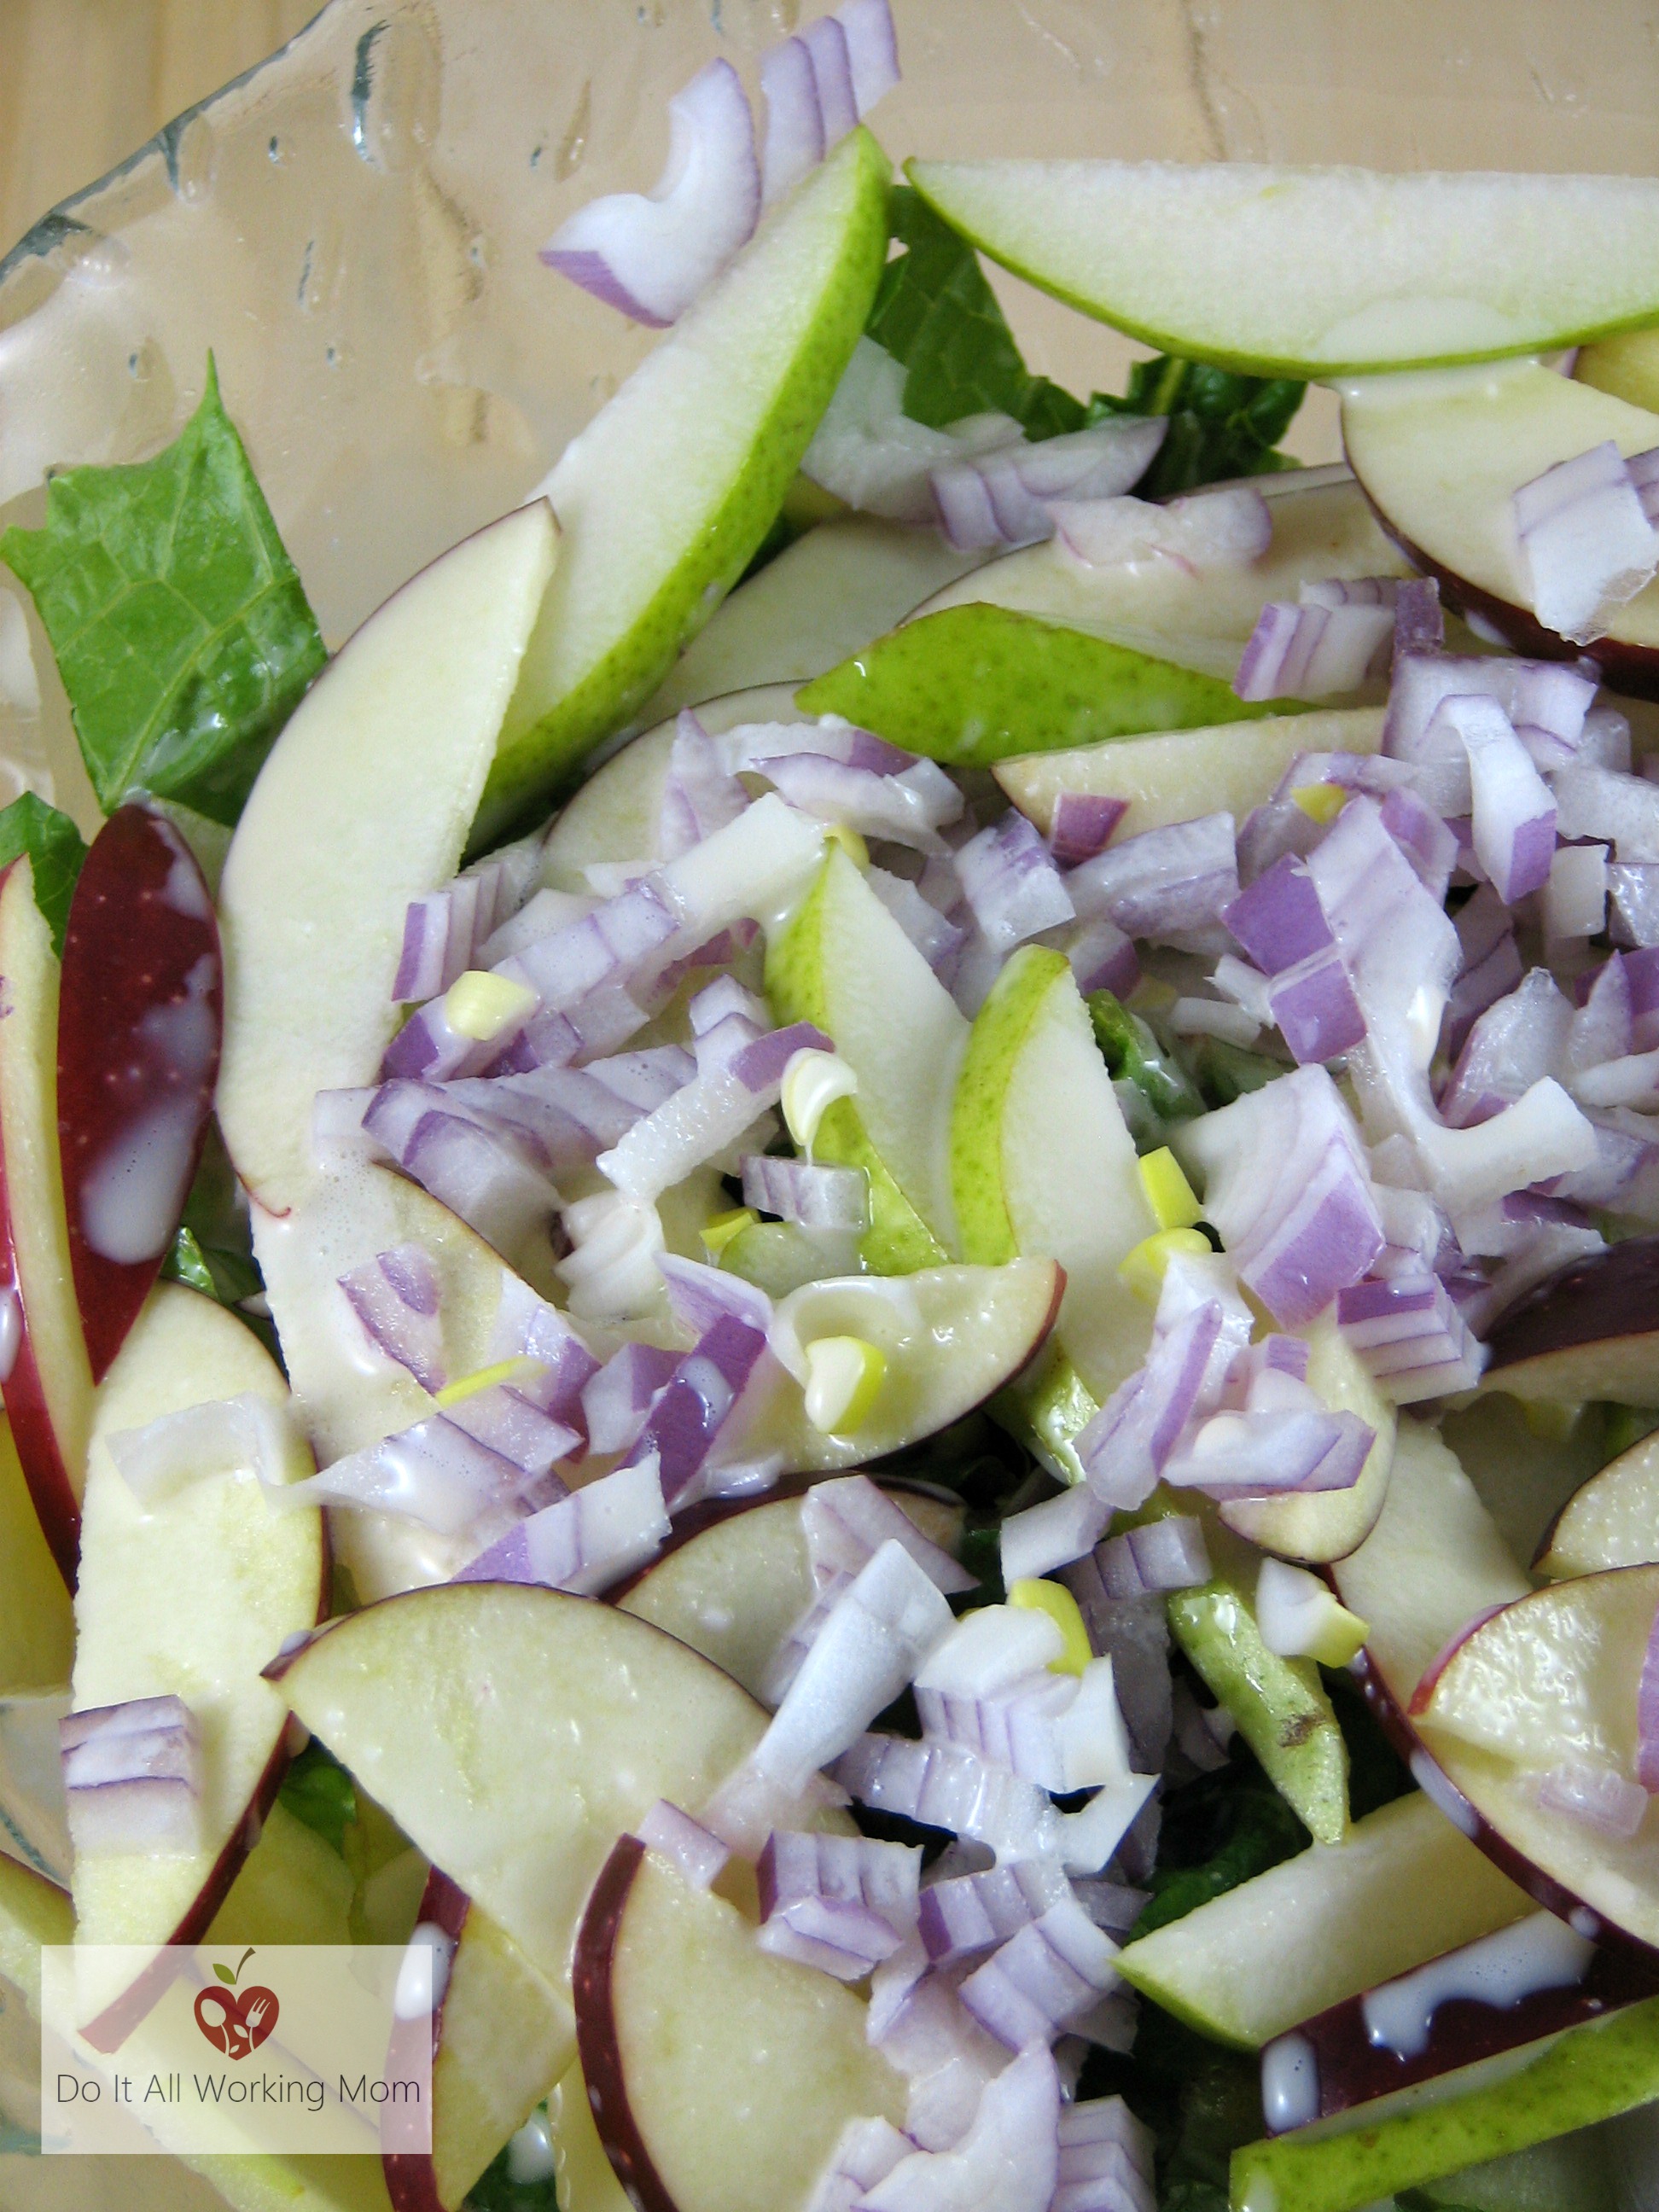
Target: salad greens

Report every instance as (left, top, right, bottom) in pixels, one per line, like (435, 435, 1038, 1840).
(0, 358, 324, 828)
(0, 792, 85, 955)
(276, 1739, 358, 1857)
(1090, 355, 1307, 499)
(1086, 990, 1206, 1135)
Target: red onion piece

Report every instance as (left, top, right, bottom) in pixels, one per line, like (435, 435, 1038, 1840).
(752, 748, 963, 854)
(657, 1251, 773, 1337)
(867, 866, 969, 976)
(999, 1485, 1113, 1585)
(441, 1381, 579, 1481)
(1385, 654, 1595, 806)
(758, 1828, 921, 1977)
(759, 37, 825, 207)
(688, 974, 767, 1039)
(918, 1858, 1071, 1966)
(637, 1797, 731, 1890)
(581, 1341, 681, 1456)
(1554, 763, 1659, 862)
(504, 873, 682, 1016)
(1234, 599, 1394, 703)
(1055, 2098, 1157, 2212)
(1051, 795, 1129, 869)
(838, 0, 902, 114)
(1442, 884, 1524, 1062)
(339, 1245, 445, 1393)
(1512, 441, 1659, 646)
(1078, 1301, 1225, 1511)
(1608, 863, 1659, 948)
(959, 1897, 1121, 2053)
(1380, 786, 1459, 903)
(620, 1314, 771, 1506)
(400, 1103, 561, 1257)
(1436, 695, 1557, 905)
(1441, 966, 1574, 1129)
(802, 1474, 976, 1596)
(804, 2118, 912, 2212)
(1092, 1516, 1211, 1598)
(1054, 486, 1272, 573)
(1268, 950, 1366, 1066)
(456, 1456, 670, 1595)
(1069, 812, 1239, 952)
(1223, 855, 1332, 975)
(393, 837, 544, 1004)
(760, 1571, 854, 1707)
(1336, 1273, 1487, 1402)
(929, 420, 1167, 553)
(833, 1732, 1062, 1860)
(856, 2043, 1061, 2212)
(288, 1415, 532, 1535)
(541, 60, 760, 326)
(1066, 916, 1140, 1000)
(1392, 575, 1445, 665)
(660, 711, 749, 859)
(1536, 1758, 1650, 1840)
(956, 812, 1076, 953)
(61, 1695, 203, 1858)
(801, 341, 1005, 523)
(596, 1019, 830, 1202)
(1164, 1406, 1373, 1498)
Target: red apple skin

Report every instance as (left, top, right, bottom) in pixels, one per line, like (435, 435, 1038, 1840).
(382, 1870, 473, 2212)
(57, 803, 221, 1382)
(573, 1832, 680, 2212)
(1479, 1238, 1659, 1409)
(1265, 1937, 1659, 2132)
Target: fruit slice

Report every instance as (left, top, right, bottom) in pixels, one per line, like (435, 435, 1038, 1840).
(996, 706, 1383, 846)
(1579, 327, 1659, 412)
(1117, 1790, 1531, 2050)
(71, 1284, 326, 2042)
(56, 801, 220, 1381)
(1537, 1435, 1659, 1577)
(205, 1799, 355, 1950)
(616, 1480, 963, 1700)
(547, 2058, 632, 2212)
(540, 682, 803, 894)
(640, 516, 983, 725)
(905, 161, 1659, 378)
(383, 1871, 574, 2212)
(573, 1835, 905, 2212)
(268, 1585, 809, 1993)
(217, 499, 559, 1219)
(484, 128, 890, 847)
(1480, 1240, 1659, 1409)
(795, 603, 1296, 766)
(765, 845, 966, 1271)
(1342, 362, 1659, 688)
(0, 1414, 72, 1688)
(951, 946, 1155, 1404)
(0, 856, 95, 1584)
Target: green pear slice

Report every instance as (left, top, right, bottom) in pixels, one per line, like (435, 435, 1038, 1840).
(573, 1838, 905, 2212)
(0, 1412, 73, 1689)
(268, 1584, 796, 1990)
(918, 467, 1409, 677)
(905, 161, 1659, 378)
(1117, 1790, 1531, 2050)
(1537, 1434, 1659, 1577)
(765, 846, 965, 1271)
(483, 129, 890, 846)
(1231, 1996, 1659, 2212)
(218, 501, 559, 1219)
(996, 706, 1383, 846)
(638, 516, 984, 725)
(547, 2058, 632, 2212)
(71, 1284, 327, 2035)
(1342, 360, 1659, 679)
(950, 946, 1155, 1405)
(796, 603, 1296, 766)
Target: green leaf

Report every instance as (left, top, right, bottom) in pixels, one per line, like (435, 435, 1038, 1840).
(212, 1963, 236, 1985)
(1086, 992, 1206, 1132)
(1089, 353, 1306, 498)
(276, 1740, 358, 1858)
(1, 358, 326, 827)
(1131, 1751, 1307, 1940)
(462, 2116, 562, 2209)
(0, 795, 87, 957)
(867, 187, 1086, 440)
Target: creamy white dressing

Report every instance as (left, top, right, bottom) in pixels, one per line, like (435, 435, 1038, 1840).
(1260, 2031, 1321, 2133)
(1360, 1911, 1595, 2059)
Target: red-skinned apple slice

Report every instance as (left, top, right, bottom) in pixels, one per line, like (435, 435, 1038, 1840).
(383, 1870, 574, 2212)
(0, 855, 96, 1583)
(1333, 1422, 1659, 1963)
(71, 1284, 326, 2048)
(1537, 1432, 1659, 1578)
(1480, 1239, 1659, 1410)
(0, 1412, 73, 1690)
(573, 1835, 904, 2212)
(57, 801, 220, 1382)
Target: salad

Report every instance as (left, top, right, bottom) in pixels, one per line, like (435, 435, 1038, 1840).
(9, 6, 1659, 2211)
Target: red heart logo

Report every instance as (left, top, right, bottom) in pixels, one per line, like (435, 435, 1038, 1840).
(194, 1983, 279, 2059)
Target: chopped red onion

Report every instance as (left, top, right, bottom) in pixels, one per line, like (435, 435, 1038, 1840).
(392, 837, 544, 1004)
(930, 420, 1167, 553)
(1512, 441, 1659, 645)
(1163, 1406, 1373, 1498)
(954, 812, 1076, 955)
(1077, 1301, 1225, 1511)
(801, 341, 1008, 524)
(1066, 917, 1140, 1000)
(760, 1570, 854, 1707)
(999, 1486, 1113, 1585)
(105, 1391, 294, 1507)
(1443, 885, 1524, 1062)
(620, 1314, 771, 1505)
(1223, 855, 1332, 976)
(917, 1657, 1136, 1797)
(1069, 813, 1238, 953)
(833, 1732, 1062, 1860)
(657, 1251, 774, 1338)
(1441, 967, 1574, 1129)
(694, 1010, 768, 1079)
(1569, 952, 1637, 1070)
(283, 1415, 530, 1535)
(402, 1105, 561, 1257)
(754, 1540, 954, 1791)
(1570, 1048, 1659, 1110)
(689, 974, 768, 1038)
(916, 1604, 1069, 1699)
(1553, 763, 1659, 861)
(801, 1475, 976, 1596)
(1545, 842, 1610, 942)
(456, 1456, 669, 1594)
(1053, 486, 1272, 573)
(757, 1828, 921, 1976)
(339, 1245, 445, 1393)
(1391, 576, 1445, 665)
(1380, 786, 1459, 904)
(740, 1153, 871, 1231)
(857, 2043, 1061, 2212)
(1234, 599, 1394, 702)
(637, 1797, 731, 1889)
(1168, 996, 1263, 1049)
(1298, 575, 1403, 612)
(867, 867, 969, 975)
(758, 36, 824, 207)
(918, 1858, 1071, 1966)
(958, 1896, 1121, 2052)
(1609, 863, 1659, 948)
(597, 1019, 831, 1201)
(541, 60, 760, 326)
(1051, 795, 1129, 870)
(660, 711, 749, 859)
(442, 1378, 580, 1479)
(752, 748, 963, 855)
(487, 1278, 600, 1433)
(61, 1696, 203, 1859)
(1337, 1274, 1487, 1403)
(1055, 2098, 1157, 2212)
(1435, 695, 1557, 904)
(504, 871, 681, 1016)
(1385, 654, 1594, 806)
(804, 2118, 913, 2212)
(836, 0, 902, 114)
(1537, 1759, 1649, 1841)
(1269, 951, 1365, 1067)
(1092, 1516, 1211, 1598)
(1053, 1574, 1173, 1774)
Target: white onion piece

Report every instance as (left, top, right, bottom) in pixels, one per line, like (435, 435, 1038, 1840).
(106, 1391, 299, 1507)
(637, 1797, 731, 1890)
(958, 1896, 1121, 2052)
(802, 1474, 975, 1595)
(1513, 440, 1659, 645)
(457, 1457, 669, 1596)
(858, 2043, 1061, 2212)
(930, 419, 1167, 553)
(1234, 599, 1394, 703)
(1054, 486, 1272, 573)
(61, 1696, 203, 1859)
(541, 61, 760, 326)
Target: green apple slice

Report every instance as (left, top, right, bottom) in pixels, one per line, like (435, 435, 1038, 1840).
(905, 161, 1659, 378)
(70, 1284, 327, 2037)
(548, 2058, 632, 2212)
(218, 500, 559, 1219)
(765, 846, 966, 1271)
(1537, 1435, 1659, 1577)
(483, 129, 890, 846)
(795, 603, 1297, 766)
(1117, 1790, 1531, 2049)
(996, 706, 1383, 847)
(951, 946, 1155, 1406)
(638, 516, 984, 725)
(573, 1837, 905, 2212)
(1342, 360, 1659, 678)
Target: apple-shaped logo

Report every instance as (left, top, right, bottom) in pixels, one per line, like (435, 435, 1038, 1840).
(194, 1947, 278, 2059)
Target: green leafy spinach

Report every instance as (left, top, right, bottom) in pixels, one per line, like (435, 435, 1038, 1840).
(276, 1740, 358, 1857)
(1089, 354, 1306, 498)
(0, 793, 87, 956)
(1, 358, 325, 827)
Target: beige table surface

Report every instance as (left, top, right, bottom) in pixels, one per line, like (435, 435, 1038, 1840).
(1, 0, 318, 259)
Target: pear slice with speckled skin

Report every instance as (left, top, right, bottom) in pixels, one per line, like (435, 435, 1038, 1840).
(796, 602, 1299, 767)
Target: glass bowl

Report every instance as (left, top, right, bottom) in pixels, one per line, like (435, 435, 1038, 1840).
(7, 0, 1659, 833)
